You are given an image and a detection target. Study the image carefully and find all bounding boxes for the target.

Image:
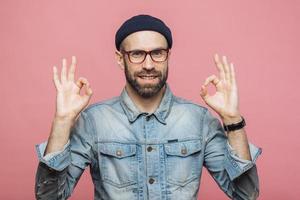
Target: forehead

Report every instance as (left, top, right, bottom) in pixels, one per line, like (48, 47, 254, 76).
(121, 31, 168, 50)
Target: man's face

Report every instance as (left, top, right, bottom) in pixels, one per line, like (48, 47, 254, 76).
(119, 31, 170, 98)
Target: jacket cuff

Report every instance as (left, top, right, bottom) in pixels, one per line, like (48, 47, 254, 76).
(224, 142, 262, 181)
(35, 141, 71, 171)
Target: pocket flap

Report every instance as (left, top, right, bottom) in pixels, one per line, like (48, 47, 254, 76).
(99, 143, 136, 158)
(165, 140, 201, 157)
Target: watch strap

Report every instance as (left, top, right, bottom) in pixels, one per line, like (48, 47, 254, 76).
(223, 116, 246, 132)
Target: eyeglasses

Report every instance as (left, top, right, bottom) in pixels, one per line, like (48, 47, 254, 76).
(121, 48, 169, 64)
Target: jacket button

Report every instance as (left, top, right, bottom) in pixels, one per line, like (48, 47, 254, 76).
(148, 178, 155, 184)
(116, 150, 122, 156)
(146, 116, 151, 121)
(181, 148, 187, 155)
(147, 146, 153, 152)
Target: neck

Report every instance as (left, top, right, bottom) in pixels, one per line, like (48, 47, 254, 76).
(125, 83, 166, 114)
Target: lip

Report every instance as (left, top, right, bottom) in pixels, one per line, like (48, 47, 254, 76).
(138, 75, 158, 79)
(137, 75, 158, 82)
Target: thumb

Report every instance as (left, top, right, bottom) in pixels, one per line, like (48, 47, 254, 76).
(83, 82, 93, 98)
(200, 85, 209, 100)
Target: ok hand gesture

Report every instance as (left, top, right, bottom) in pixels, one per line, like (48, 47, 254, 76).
(53, 56, 93, 121)
(200, 54, 240, 122)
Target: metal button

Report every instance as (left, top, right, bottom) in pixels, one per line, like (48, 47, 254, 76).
(146, 116, 151, 121)
(116, 149, 123, 156)
(147, 146, 153, 152)
(148, 178, 155, 184)
(181, 148, 187, 155)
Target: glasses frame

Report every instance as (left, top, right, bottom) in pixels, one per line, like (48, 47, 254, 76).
(121, 48, 169, 64)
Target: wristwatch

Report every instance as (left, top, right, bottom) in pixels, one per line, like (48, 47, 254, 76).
(223, 116, 246, 132)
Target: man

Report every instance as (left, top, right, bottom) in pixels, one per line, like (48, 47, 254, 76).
(35, 14, 261, 200)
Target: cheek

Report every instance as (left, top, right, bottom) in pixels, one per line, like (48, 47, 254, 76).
(126, 66, 139, 77)
(160, 65, 168, 75)
(124, 60, 137, 75)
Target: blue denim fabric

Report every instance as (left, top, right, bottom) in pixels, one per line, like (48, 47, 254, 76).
(35, 84, 262, 200)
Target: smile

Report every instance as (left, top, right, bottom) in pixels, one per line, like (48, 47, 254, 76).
(138, 76, 157, 80)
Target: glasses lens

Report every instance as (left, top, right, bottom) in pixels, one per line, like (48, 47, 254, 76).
(151, 49, 168, 62)
(129, 51, 146, 63)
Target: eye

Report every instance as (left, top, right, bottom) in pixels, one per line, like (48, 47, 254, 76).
(130, 51, 144, 58)
(151, 50, 163, 56)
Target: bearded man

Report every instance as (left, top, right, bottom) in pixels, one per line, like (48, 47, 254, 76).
(35, 14, 261, 200)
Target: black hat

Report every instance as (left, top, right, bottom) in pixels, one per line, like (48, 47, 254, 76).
(115, 14, 172, 50)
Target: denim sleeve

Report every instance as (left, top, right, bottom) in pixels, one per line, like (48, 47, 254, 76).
(36, 140, 70, 163)
(202, 109, 262, 200)
(35, 111, 95, 200)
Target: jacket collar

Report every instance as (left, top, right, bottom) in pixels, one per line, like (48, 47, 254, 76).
(120, 83, 173, 124)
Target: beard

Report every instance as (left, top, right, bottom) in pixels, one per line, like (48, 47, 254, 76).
(124, 61, 168, 98)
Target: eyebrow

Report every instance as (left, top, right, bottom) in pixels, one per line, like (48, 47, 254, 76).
(128, 47, 168, 51)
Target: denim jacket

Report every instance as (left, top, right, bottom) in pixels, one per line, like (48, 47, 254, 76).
(35, 83, 262, 200)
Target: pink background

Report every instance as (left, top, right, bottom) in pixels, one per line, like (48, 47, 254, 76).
(1, 0, 299, 199)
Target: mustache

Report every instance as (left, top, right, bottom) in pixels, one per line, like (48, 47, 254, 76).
(135, 70, 161, 77)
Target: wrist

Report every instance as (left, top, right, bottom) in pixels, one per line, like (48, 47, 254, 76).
(49, 117, 75, 141)
(54, 114, 76, 124)
(221, 114, 242, 125)
(222, 115, 246, 132)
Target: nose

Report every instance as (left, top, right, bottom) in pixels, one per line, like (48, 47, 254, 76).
(142, 54, 155, 70)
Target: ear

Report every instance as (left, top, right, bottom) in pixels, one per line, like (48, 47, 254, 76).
(167, 49, 172, 61)
(115, 50, 125, 70)
(168, 49, 172, 58)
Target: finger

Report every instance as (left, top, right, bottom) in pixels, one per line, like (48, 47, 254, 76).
(200, 85, 209, 100)
(84, 81, 93, 97)
(214, 53, 226, 81)
(61, 58, 67, 83)
(204, 74, 221, 88)
(76, 77, 88, 89)
(76, 78, 93, 98)
(68, 56, 76, 82)
(72, 55, 77, 65)
(230, 63, 237, 85)
(53, 66, 61, 89)
(222, 55, 231, 82)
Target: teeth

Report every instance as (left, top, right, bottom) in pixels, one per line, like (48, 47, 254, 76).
(140, 76, 156, 79)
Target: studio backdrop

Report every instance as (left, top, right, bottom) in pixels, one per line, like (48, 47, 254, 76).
(0, 0, 299, 199)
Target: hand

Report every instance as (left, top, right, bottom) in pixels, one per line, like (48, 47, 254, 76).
(53, 56, 93, 121)
(200, 54, 240, 122)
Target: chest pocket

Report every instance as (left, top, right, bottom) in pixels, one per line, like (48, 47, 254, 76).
(164, 139, 202, 186)
(98, 143, 138, 188)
